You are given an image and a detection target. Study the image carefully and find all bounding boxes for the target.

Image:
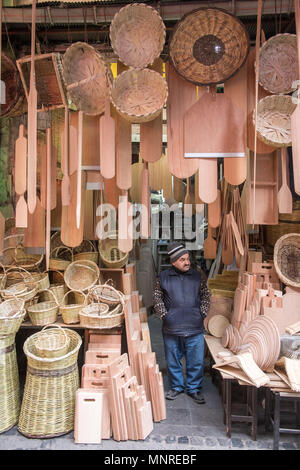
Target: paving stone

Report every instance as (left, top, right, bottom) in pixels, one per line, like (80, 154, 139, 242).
(165, 436, 177, 444)
(205, 437, 218, 447)
(178, 436, 189, 444)
(190, 436, 205, 447)
(151, 434, 163, 443)
(217, 438, 231, 447)
(281, 441, 297, 450)
(231, 438, 244, 448)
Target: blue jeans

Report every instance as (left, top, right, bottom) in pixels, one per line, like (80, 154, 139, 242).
(163, 333, 204, 394)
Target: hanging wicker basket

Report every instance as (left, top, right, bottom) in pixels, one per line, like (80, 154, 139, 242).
(18, 328, 82, 438)
(49, 246, 73, 271)
(110, 68, 168, 123)
(254, 94, 296, 148)
(169, 7, 249, 86)
(26, 289, 59, 326)
(109, 2, 166, 69)
(64, 259, 99, 292)
(98, 231, 129, 268)
(62, 42, 109, 115)
(88, 280, 125, 307)
(274, 233, 300, 287)
(79, 302, 124, 329)
(34, 325, 71, 359)
(60, 290, 88, 325)
(258, 33, 298, 95)
(0, 333, 20, 434)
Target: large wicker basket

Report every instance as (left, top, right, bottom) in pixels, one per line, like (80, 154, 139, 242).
(73, 240, 98, 264)
(79, 302, 124, 329)
(62, 42, 109, 116)
(258, 34, 298, 95)
(254, 95, 296, 148)
(1, 245, 43, 271)
(0, 334, 20, 434)
(64, 260, 99, 292)
(98, 231, 129, 268)
(18, 329, 82, 438)
(109, 2, 166, 69)
(274, 233, 300, 287)
(110, 68, 168, 123)
(169, 7, 249, 86)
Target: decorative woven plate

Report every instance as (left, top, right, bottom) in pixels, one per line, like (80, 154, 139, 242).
(254, 94, 296, 148)
(169, 7, 249, 85)
(274, 233, 300, 287)
(110, 3, 166, 69)
(258, 34, 298, 95)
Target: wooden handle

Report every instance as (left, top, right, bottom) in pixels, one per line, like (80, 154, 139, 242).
(281, 148, 288, 185)
(76, 111, 83, 229)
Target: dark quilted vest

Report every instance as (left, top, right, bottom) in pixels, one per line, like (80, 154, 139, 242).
(159, 267, 204, 336)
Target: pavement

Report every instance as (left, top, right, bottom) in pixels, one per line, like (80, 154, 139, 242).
(1, 314, 300, 453)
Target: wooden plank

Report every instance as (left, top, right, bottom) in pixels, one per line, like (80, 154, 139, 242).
(115, 112, 131, 190)
(60, 170, 86, 247)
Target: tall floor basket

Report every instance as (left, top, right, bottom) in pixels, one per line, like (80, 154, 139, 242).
(18, 328, 82, 438)
(0, 333, 21, 433)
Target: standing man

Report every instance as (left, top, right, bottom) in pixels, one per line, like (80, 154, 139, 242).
(153, 242, 210, 404)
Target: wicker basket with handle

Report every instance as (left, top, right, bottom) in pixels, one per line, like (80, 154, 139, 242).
(0, 296, 26, 336)
(18, 328, 82, 438)
(60, 290, 88, 325)
(62, 42, 109, 116)
(49, 246, 73, 271)
(88, 280, 125, 307)
(26, 289, 59, 326)
(109, 2, 166, 69)
(73, 240, 98, 264)
(110, 68, 168, 123)
(79, 302, 124, 329)
(98, 231, 129, 268)
(64, 260, 99, 292)
(34, 325, 71, 359)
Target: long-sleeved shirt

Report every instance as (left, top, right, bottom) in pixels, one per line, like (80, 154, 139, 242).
(153, 271, 210, 320)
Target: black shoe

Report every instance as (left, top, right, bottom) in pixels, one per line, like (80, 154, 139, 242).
(187, 391, 206, 404)
(165, 389, 183, 400)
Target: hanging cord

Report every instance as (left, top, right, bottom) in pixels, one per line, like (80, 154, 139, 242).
(252, 0, 263, 229)
(83, 7, 88, 44)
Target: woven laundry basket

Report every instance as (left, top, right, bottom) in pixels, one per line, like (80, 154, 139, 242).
(169, 7, 249, 86)
(258, 34, 298, 95)
(18, 328, 82, 438)
(0, 333, 21, 433)
(110, 68, 168, 123)
(109, 2, 166, 69)
(254, 94, 296, 148)
(62, 42, 109, 115)
(274, 233, 300, 287)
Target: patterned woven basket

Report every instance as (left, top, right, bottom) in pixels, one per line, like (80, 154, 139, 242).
(110, 68, 168, 123)
(169, 7, 249, 86)
(34, 325, 71, 359)
(26, 289, 59, 326)
(0, 333, 20, 434)
(18, 329, 82, 438)
(62, 42, 109, 115)
(109, 2, 166, 69)
(60, 290, 88, 325)
(254, 95, 296, 148)
(79, 302, 124, 329)
(64, 260, 99, 292)
(274, 233, 300, 287)
(258, 34, 298, 95)
(98, 231, 129, 268)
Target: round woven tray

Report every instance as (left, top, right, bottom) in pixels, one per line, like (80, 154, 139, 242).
(258, 33, 298, 95)
(110, 2, 166, 69)
(254, 94, 296, 148)
(62, 42, 109, 116)
(110, 68, 168, 123)
(18, 328, 81, 438)
(0, 333, 20, 434)
(169, 7, 249, 86)
(64, 260, 99, 293)
(274, 233, 300, 287)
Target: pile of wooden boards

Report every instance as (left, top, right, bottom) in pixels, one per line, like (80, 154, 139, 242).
(123, 262, 166, 423)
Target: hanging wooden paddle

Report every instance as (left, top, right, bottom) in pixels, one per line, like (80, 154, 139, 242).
(82, 114, 100, 167)
(141, 161, 150, 239)
(204, 225, 217, 260)
(165, 62, 198, 178)
(76, 110, 83, 229)
(23, 196, 45, 251)
(100, 94, 115, 179)
(291, 0, 300, 195)
(61, 106, 70, 206)
(69, 111, 78, 175)
(118, 190, 133, 253)
(61, 170, 86, 247)
(208, 189, 221, 228)
(15, 124, 28, 227)
(116, 111, 131, 190)
(278, 147, 293, 214)
(46, 126, 51, 270)
(27, 0, 37, 214)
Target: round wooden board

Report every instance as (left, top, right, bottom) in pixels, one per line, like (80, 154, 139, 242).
(208, 314, 230, 338)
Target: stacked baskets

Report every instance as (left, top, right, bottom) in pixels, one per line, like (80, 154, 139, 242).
(18, 325, 82, 438)
(109, 3, 167, 123)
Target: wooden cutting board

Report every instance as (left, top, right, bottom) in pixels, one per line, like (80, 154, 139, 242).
(223, 62, 247, 185)
(100, 97, 115, 179)
(291, 0, 300, 195)
(61, 170, 86, 247)
(165, 62, 198, 178)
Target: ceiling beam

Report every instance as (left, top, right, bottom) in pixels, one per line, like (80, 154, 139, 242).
(1, 0, 294, 25)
